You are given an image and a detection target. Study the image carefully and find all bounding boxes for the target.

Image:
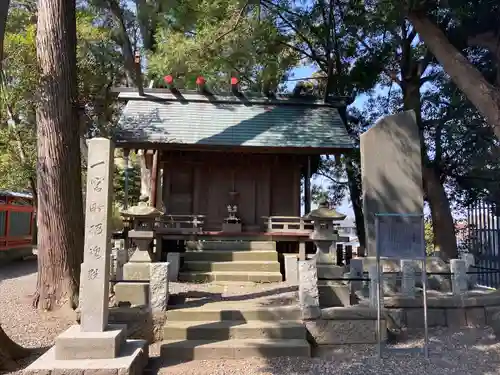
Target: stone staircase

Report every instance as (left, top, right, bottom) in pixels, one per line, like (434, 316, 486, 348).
(161, 301, 310, 360)
(179, 240, 282, 283)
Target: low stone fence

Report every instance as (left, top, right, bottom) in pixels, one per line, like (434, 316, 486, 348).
(384, 291, 500, 329)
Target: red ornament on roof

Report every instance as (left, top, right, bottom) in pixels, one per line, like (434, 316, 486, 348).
(164, 75, 174, 85)
(196, 76, 206, 86)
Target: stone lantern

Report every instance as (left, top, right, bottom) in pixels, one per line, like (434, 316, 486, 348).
(303, 198, 346, 264)
(120, 195, 163, 280)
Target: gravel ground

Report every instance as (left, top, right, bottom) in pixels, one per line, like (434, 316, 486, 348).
(3, 260, 500, 375)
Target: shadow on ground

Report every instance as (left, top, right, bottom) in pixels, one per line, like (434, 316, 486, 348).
(0, 259, 37, 283)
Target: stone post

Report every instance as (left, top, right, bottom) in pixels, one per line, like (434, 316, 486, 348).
(400, 259, 416, 297)
(462, 253, 476, 287)
(298, 260, 320, 319)
(115, 248, 128, 280)
(348, 258, 363, 294)
(149, 262, 169, 312)
(451, 259, 468, 295)
(284, 254, 299, 284)
(167, 252, 180, 281)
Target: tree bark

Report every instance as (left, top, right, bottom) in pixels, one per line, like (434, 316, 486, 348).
(402, 78, 458, 259)
(0, 0, 11, 63)
(0, 324, 31, 371)
(422, 165, 457, 260)
(34, 0, 84, 310)
(408, 12, 500, 140)
(344, 155, 365, 248)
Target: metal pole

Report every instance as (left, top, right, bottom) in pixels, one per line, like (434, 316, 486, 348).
(422, 258, 429, 359)
(375, 215, 382, 359)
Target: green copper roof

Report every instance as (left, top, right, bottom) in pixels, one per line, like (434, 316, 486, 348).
(113, 91, 354, 150)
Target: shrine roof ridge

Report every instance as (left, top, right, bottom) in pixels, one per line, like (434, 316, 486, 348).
(112, 87, 353, 108)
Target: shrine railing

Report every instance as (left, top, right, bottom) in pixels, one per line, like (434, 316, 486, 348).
(156, 214, 206, 234)
(262, 216, 313, 234)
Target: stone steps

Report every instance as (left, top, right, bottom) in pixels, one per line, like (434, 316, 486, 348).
(179, 270, 282, 283)
(161, 303, 310, 360)
(184, 260, 280, 273)
(163, 320, 306, 340)
(166, 304, 301, 321)
(183, 250, 278, 262)
(186, 240, 276, 251)
(160, 339, 310, 360)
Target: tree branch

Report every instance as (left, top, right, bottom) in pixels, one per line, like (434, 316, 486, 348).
(108, 0, 144, 95)
(214, 1, 249, 42)
(260, 1, 327, 69)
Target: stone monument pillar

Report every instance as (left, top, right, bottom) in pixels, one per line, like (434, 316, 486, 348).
(25, 138, 148, 374)
(361, 111, 424, 256)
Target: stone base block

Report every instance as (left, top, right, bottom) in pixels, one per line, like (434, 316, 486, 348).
(167, 252, 180, 281)
(24, 339, 148, 375)
(284, 254, 298, 284)
(305, 318, 387, 344)
(115, 282, 150, 307)
(318, 281, 351, 307)
(55, 324, 126, 360)
(222, 222, 242, 232)
(124, 262, 150, 281)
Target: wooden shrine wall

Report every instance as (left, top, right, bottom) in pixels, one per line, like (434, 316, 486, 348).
(161, 151, 301, 231)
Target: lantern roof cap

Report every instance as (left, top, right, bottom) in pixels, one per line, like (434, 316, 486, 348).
(303, 199, 346, 220)
(121, 195, 163, 217)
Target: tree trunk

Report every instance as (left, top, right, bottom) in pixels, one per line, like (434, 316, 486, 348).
(138, 150, 151, 199)
(0, 324, 31, 371)
(423, 165, 458, 259)
(344, 154, 365, 248)
(402, 80, 458, 259)
(408, 12, 500, 139)
(0, 0, 11, 63)
(33, 0, 84, 310)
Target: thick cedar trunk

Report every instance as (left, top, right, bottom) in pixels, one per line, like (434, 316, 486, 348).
(34, 0, 84, 310)
(408, 12, 500, 139)
(0, 324, 31, 371)
(0, 0, 10, 63)
(402, 79, 458, 259)
(423, 166, 457, 259)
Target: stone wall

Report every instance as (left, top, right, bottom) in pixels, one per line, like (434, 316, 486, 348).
(384, 292, 500, 329)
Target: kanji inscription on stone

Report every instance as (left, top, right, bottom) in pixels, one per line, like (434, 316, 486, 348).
(80, 138, 114, 332)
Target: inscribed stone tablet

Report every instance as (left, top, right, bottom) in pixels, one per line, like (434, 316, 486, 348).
(376, 215, 424, 259)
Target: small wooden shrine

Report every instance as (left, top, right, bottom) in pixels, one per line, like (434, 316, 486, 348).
(112, 77, 354, 245)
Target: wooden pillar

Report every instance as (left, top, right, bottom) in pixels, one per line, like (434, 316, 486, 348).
(304, 155, 312, 214)
(150, 150, 160, 208)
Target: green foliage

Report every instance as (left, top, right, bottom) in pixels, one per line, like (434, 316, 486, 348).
(148, 0, 299, 91)
(0, 5, 125, 191)
(113, 156, 141, 207)
(425, 219, 435, 255)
